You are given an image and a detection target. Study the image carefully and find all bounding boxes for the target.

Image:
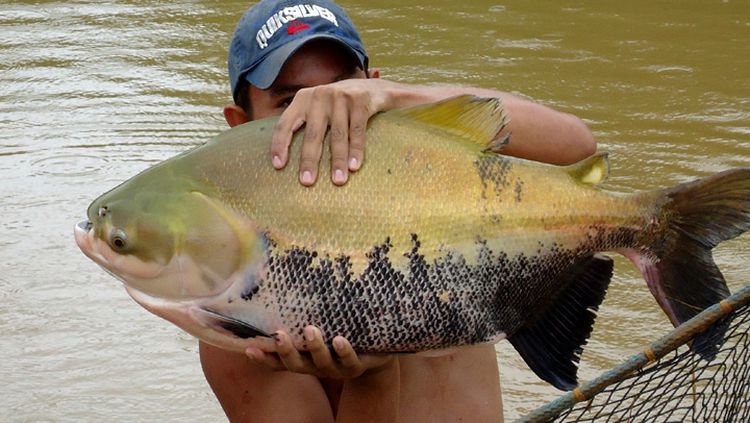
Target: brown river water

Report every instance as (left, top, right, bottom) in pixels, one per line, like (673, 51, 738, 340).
(1, 1, 748, 421)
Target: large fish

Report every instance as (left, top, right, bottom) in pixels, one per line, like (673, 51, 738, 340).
(75, 96, 750, 390)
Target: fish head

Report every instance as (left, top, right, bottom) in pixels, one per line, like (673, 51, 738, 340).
(75, 178, 265, 301)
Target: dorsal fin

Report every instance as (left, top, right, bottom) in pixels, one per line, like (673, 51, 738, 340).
(564, 152, 609, 185)
(389, 95, 508, 150)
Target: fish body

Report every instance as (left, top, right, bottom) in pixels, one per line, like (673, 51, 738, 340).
(75, 96, 750, 390)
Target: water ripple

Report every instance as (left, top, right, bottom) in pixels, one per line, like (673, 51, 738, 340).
(31, 154, 109, 177)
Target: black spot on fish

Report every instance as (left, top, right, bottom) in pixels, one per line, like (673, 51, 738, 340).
(334, 255, 353, 283)
(474, 155, 515, 222)
(515, 179, 524, 202)
(474, 155, 513, 200)
(409, 233, 420, 250)
(241, 284, 260, 301)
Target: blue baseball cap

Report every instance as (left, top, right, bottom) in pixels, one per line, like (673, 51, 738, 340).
(228, 0, 369, 103)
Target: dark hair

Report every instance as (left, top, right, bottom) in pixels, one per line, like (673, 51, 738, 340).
(235, 79, 253, 119)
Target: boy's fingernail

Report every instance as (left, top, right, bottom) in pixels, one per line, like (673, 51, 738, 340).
(301, 170, 313, 185)
(304, 327, 314, 342)
(333, 169, 346, 184)
(272, 155, 283, 168)
(349, 157, 359, 170)
(333, 337, 345, 351)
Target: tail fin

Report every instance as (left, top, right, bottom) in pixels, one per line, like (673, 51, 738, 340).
(635, 168, 750, 358)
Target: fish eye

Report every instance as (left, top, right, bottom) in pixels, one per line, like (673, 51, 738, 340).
(110, 229, 128, 250)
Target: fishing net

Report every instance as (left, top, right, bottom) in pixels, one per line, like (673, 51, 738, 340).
(517, 283, 750, 422)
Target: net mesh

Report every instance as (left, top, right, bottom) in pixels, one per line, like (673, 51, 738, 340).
(517, 284, 750, 423)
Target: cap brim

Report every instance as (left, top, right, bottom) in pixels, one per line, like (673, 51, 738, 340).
(244, 34, 367, 90)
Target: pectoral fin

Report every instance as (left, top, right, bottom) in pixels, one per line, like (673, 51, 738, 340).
(198, 308, 271, 339)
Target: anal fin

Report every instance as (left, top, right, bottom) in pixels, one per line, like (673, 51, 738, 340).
(509, 253, 614, 390)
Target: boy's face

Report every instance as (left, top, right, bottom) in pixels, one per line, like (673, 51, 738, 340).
(247, 39, 366, 120)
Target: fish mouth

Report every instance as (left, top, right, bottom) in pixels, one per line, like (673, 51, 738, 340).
(74, 220, 98, 261)
(77, 220, 93, 232)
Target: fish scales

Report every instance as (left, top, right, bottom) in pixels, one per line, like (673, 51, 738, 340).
(186, 107, 640, 267)
(76, 95, 750, 390)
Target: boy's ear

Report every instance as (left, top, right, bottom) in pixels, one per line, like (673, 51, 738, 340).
(223, 104, 249, 128)
(368, 67, 380, 79)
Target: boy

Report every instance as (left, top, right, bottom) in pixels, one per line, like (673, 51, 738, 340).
(202, 1, 596, 421)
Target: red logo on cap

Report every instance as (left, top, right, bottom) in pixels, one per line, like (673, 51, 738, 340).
(287, 20, 310, 35)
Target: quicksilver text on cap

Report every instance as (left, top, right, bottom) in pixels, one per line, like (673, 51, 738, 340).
(255, 4, 339, 49)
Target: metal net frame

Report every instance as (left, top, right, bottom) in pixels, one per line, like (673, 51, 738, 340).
(517, 283, 750, 422)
